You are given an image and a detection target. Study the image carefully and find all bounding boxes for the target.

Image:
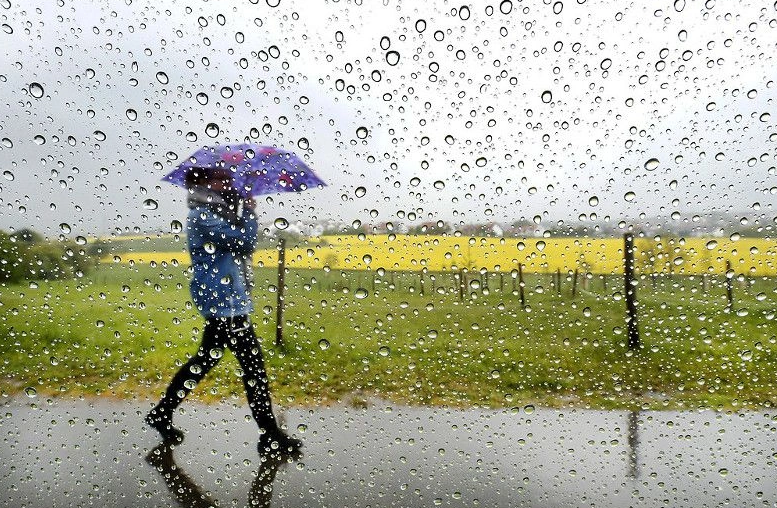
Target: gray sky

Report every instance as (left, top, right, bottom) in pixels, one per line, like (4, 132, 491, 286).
(0, 0, 775, 238)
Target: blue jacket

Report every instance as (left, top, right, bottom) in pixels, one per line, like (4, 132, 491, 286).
(187, 204, 258, 319)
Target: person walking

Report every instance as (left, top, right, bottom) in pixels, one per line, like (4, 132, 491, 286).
(145, 167, 302, 455)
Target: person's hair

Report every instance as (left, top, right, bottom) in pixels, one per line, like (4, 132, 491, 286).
(184, 168, 233, 189)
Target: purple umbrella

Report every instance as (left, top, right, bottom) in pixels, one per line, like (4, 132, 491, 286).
(162, 143, 326, 197)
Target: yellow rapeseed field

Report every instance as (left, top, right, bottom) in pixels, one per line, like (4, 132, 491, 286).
(107, 235, 777, 276)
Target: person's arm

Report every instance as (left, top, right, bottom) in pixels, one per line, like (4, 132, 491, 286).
(194, 208, 258, 255)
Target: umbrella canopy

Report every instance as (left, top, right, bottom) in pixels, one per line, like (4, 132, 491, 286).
(162, 143, 326, 197)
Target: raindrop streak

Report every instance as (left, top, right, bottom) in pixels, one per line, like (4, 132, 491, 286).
(29, 82, 44, 98)
(644, 158, 660, 171)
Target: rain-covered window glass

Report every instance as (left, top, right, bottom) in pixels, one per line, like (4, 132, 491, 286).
(1, 1, 775, 506)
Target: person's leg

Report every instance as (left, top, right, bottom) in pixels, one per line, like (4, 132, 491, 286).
(146, 318, 227, 440)
(227, 316, 302, 454)
(226, 315, 278, 431)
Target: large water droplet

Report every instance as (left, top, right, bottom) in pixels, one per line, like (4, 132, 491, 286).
(274, 217, 289, 230)
(378, 345, 390, 356)
(297, 137, 309, 149)
(126, 109, 138, 121)
(705, 240, 718, 250)
(93, 130, 106, 141)
(624, 191, 635, 202)
(589, 196, 599, 206)
(386, 51, 400, 66)
(59, 223, 71, 234)
(355, 186, 367, 198)
(318, 338, 330, 350)
(355, 288, 369, 299)
(143, 199, 158, 210)
(196, 92, 209, 105)
(356, 126, 369, 139)
(33, 135, 46, 145)
(541, 90, 552, 103)
(433, 180, 445, 189)
(205, 122, 220, 138)
(155, 71, 169, 84)
(415, 19, 427, 32)
(170, 220, 183, 233)
(220, 86, 234, 99)
(29, 82, 44, 98)
(24, 387, 37, 398)
(2, 170, 14, 181)
(644, 158, 659, 171)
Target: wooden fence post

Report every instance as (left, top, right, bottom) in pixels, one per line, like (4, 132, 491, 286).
(572, 269, 578, 298)
(275, 238, 286, 348)
(458, 268, 466, 301)
(518, 263, 526, 308)
(556, 268, 562, 295)
(725, 260, 734, 311)
(623, 233, 640, 350)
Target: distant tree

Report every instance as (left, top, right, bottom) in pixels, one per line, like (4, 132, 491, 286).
(10, 228, 43, 243)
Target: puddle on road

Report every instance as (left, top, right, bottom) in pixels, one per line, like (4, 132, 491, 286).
(1, 398, 775, 507)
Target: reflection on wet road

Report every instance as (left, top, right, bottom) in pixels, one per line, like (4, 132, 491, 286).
(1, 399, 774, 507)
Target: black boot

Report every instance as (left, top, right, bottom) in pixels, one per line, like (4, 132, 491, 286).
(145, 408, 185, 444)
(257, 427, 302, 456)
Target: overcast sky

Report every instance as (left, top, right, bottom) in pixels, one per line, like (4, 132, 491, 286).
(0, 0, 775, 238)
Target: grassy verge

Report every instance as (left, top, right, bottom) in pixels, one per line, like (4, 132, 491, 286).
(0, 263, 775, 410)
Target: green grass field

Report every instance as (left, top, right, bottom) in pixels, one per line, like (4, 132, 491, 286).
(1, 262, 775, 410)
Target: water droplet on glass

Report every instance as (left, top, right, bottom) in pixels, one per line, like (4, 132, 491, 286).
(380, 36, 391, 50)
(196, 92, 209, 105)
(386, 51, 400, 66)
(126, 109, 138, 121)
(624, 191, 635, 202)
(356, 126, 368, 139)
(297, 137, 309, 150)
(221, 86, 234, 99)
(204, 242, 216, 254)
(433, 180, 445, 189)
(24, 387, 37, 398)
(362, 254, 372, 265)
(536, 241, 546, 251)
(415, 19, 427, 32)
(143, 199, 158, 210)
(2, 170, 14, 181)
(170, 220, 183, 233)
(705, 240, 718, 250)
(355, 186, 367, 198)
(29, 82, 44, 98)
(186, 131, 197, 142)
(444, 134, 455, 145)
(33, 135, 46, 145)
(318, 338, 330, 350)
(459, 5, 471, 20)
(759, 112, 770, 122)
(524, 404, 535, 414)
(475, 157, 487, 167)
(59, 223, 71, 234)
(541, 91, 552, 103)
(601, 58, 612, 70)
(205, 122, 220, 138)
(644, 158, 659, 171)
(355, 288, 369, 299)
(155, 71, 169, 84)
(589, 196, 599, 206)
(378, 345, 390, 356)
(274, 217, 289, 230)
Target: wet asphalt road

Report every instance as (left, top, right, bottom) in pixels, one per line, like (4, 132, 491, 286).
(1, 397, 775, 507)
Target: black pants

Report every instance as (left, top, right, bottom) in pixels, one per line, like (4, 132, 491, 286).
(155, 315, 278, 432)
